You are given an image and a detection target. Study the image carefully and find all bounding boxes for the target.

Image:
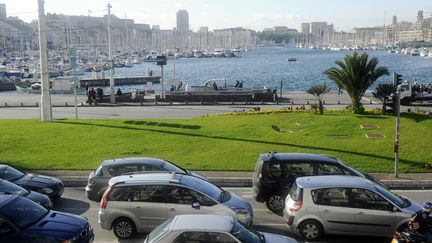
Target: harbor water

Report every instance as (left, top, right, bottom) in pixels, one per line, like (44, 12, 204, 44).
(7, 46, 432, 94)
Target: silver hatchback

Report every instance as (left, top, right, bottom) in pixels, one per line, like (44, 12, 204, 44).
(99, 173, 253, 239)
(283, 175, 422, 241)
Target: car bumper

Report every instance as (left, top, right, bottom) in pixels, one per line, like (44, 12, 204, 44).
(85, 186, 101, 201)
(98, 209, 111, 230)
(283, 209, 298, 231)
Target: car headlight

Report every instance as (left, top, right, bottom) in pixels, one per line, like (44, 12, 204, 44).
(40, 188, 54, 194)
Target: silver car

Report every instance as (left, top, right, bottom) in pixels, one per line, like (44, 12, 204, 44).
(86, 157, 206, 201)
(283, 175, 422, 241)
(144, 214, 298, 243)
(99, 173, 253, 239)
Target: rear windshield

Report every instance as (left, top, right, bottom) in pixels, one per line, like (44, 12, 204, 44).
(290, 182, 303, 201)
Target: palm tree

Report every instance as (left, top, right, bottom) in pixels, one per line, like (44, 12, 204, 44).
(373, 83, 396, 114)
(307, 84, 330, 115)
(324, 52, 389, 113)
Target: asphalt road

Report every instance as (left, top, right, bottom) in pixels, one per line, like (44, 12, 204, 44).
(53, 187, 432, 243)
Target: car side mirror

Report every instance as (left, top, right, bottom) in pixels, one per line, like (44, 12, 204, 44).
(393, 206, 399, 212)
(192, 201, 201, 209)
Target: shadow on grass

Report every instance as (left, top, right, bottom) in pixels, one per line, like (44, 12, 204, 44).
(123, 120, 201, 130)
(401, 113, 432, 122)
(54, 120, 426, 169)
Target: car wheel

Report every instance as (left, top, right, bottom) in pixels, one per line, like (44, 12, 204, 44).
(299, 220, 323, 241)
(112, 218, 136, 239)
(265, 193, 285, 213)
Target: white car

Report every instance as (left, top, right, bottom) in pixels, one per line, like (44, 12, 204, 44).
(144, 214, 298, 243)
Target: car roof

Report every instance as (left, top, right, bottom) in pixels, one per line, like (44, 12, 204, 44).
(297, 175, 375, 189)
(0, 194, 19, 208)
(109, 172, 181, 186)
(101, 157, 167, 167)
(170, 214, 234, 232)
(259, 152, 341, 164)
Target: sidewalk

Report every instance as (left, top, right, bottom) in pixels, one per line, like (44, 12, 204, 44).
(31, 169, 432, 189)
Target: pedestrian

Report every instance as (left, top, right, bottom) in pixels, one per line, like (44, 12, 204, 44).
(87, 86, 93, 104)
(97, 88, 104, 102)
(116, 88, 122, 96)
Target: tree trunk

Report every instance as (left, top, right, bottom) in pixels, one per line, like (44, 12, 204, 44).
(319, 99, 324, 115)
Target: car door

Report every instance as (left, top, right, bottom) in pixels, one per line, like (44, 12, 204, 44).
(312, 187, 356, 234)
(351, 188, 396, 237)
(128, 185, 167, 232)
(164, 185, 203, 219)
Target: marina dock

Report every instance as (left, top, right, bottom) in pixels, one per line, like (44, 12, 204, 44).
(79, 76, 160, 87)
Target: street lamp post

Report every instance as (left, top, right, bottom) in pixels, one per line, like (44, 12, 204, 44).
(37, 0, 52, 122)
(107, 3, 115, 104)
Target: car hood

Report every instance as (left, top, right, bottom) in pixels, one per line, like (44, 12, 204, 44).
(222, 192, 253, 213)
(262, 232, 298, 243)
(14, 174, 61, 189)
(24, 211, 88, 240)
(27, 191, 53, 209)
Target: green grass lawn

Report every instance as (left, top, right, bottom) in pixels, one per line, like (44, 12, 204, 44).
(1, 110, 431, 173)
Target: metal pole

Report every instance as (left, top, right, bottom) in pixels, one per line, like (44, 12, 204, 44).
(394, 89, 400, 178)
(161, 65, 164, 99)
(70, 47, 78, 119)
(280, 80, 283, 98)
(37, 0, 52, 122)
(107, 3, 115, 103)
(173, 56, 176, 81)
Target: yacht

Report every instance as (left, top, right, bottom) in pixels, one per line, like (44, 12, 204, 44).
(213, 49, 224, 58)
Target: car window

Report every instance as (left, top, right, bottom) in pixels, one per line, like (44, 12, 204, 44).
(146, 217, 174, 243)
(108, 165, 139, 177)
(0, 196, 48, 229)
(288, 162, 314, 177)
(0, 166, 25, 181)
(173, 231, 238, 243)
(173, 231, 206, 243)
(208, 232, 238, 242)
(109, 186, 132, 201)
(130, 185, 164, 203)
(95, 166, 103, 176)
(312, 188, 350, 207)
(164, 185, 217, 206)
(351, 188, 393, 211)
(316, 164, 348, 175)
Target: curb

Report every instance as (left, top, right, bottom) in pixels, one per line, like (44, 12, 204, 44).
(54, 175, 432, 189)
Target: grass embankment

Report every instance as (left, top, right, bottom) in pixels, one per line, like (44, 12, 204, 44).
(0, 110, 431, 173)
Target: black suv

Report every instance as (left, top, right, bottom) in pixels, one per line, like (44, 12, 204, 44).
(252, 151, 384, 213)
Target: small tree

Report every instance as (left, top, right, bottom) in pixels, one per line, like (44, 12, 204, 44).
(324, 52, 389, 113)
(373, 83, 396, 114)
(307, 84, 330, 115)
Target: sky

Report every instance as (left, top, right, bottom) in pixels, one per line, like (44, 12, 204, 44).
(2, 0, 432, 32)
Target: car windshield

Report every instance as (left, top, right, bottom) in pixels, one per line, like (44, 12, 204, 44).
(231, 220, 263, 243)
(146, 217, 174, 243)
(0, 166, 25, 181)
(180, 176, 223, 202)
(1, 196, 48, 229)
(161, 161, 187, 174)
(375, 184, 406, 208)
(0, 180, 27, 195)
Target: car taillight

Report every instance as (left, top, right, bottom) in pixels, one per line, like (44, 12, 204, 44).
(289, 201, 303, 212)
(100, 186, 112, 209)
(258, 165, 263, 179)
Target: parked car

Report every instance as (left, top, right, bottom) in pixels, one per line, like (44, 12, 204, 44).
(283, 175, 422, 241)
(144, 214, 298, 243)
(0, 164, 64, 201)
(99, 172, 253, 239)
(0, 179, 52, 209)
(86, 157, 207, 202)
(251, 151, 386, 213)
(0, 194, 94, 242)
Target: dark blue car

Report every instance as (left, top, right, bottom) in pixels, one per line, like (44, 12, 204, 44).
(0, 194, 94, 243)
(0, 179, 52, 209)
(0, 165, 64, 201)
